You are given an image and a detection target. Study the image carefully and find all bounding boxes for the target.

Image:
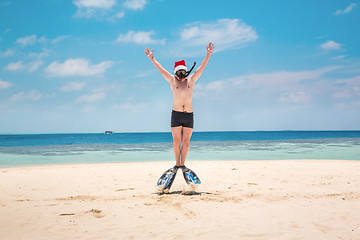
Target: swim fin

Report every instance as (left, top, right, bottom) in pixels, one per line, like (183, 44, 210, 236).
(181, 166, 201, 185)
(157, 165, 179, 191)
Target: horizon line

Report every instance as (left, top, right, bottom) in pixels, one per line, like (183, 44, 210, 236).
(1, 129, 360, 135)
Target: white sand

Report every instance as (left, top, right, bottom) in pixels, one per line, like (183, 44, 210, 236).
(1, 160, 360, 240)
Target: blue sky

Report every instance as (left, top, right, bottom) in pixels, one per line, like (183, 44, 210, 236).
(1, 0, 360, 133)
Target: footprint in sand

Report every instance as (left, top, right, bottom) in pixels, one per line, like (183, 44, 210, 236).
(59, 213, 75, 216)
(115, 188, 135, 192)
(86, 209, 105, 218)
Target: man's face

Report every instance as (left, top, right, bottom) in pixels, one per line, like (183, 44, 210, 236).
(176, 70, 187, 80)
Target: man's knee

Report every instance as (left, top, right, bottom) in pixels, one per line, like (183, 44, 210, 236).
(182, 139, 190, 148)
(173, 137, 181, 146)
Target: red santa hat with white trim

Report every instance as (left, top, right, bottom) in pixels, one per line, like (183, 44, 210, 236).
(174, 60, 187, 74)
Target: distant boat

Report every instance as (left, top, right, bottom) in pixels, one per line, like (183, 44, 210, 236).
(105, 130, 113, 134)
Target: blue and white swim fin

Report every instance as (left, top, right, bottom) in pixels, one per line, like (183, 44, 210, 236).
(181, 166, 201, 185)
(157, 166, 179, 191)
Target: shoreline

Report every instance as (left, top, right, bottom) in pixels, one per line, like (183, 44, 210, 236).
(1, 160, 360, 239)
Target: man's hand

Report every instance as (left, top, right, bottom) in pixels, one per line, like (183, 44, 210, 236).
(206, 42, 215, 54)
(144, 48, 154, 59)
(144, 48, 173, 82)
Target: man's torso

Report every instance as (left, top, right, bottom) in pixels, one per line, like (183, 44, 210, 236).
(170, 76, 194, 113)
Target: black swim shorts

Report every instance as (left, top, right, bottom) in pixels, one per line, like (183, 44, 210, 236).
(171, 110, 194, 128)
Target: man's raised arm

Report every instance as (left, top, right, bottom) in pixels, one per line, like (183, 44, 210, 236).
(144, 48, 173, 83)
(190, 42, 215, 83)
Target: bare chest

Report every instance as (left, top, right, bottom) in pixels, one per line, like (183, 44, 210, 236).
(172, 80, 193, 96)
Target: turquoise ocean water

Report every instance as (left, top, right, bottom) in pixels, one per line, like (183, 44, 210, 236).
(0, 131, 360, 167)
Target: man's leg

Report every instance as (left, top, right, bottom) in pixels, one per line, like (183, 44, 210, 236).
(171, 126, 182, 166)
(180, 127, 193, 166)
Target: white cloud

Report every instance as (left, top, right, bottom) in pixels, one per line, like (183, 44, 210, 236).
(332, 90, 352, 99)
(4, 61, 25, 71)
(28, 48, 51, 59)
(179, 18, 258, 51)
(279, 91, 313, 103)
(333, 75, 360, 99)
(61, 82, 87, 92)
(16, 35, 37, 46)
(76, 92, 106, 103)
(194, 66, 342, 101)
(205, 81, 226, 91)
(115, 11, 125, 18)
(51, 35, 71, 44)
(73, 0, 118, 18)
(81, 105, 98, 112)
(336, 100, 360, 109)
(321, 40, 342, 51)
(336, 75, 360, 86)
(4, 60, 43, 72)
(10, 90, 42, 102)
(241, 66, 341, 89)
(136, 70, 155, 78)
(27, 61, 44, 72)
(16, 35, 46, 46)
(117, 30, 165, 45)
(1, 49, 15, 57)
(16, 35, 71, 46)
(334, 3, 357, 15)
(123, 0, 146, 10)
(195, 81, 225, 97)
(352, 100, 360, 107)
(0, 79, 13, 89)
(73, 0, 146, 19)
(354, 86, 360, 95)
(115, 102, 148, 113)
(331, 55, 347, 60)
(37, 36, 48, 44)
(4, 49, 15, 57)
(73, 0, 117, 8)
(45, 58, 113, 77)
(334, 102, 348, 110)
(2, 49, 48, 72)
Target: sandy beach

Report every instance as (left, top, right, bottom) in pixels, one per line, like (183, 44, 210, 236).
(1, 160, 359, 240)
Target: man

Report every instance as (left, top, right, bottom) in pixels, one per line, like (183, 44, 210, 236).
(145, 42, 214, 191)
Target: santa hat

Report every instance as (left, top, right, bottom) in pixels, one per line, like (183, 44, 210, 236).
(174, 60, 187, 74)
